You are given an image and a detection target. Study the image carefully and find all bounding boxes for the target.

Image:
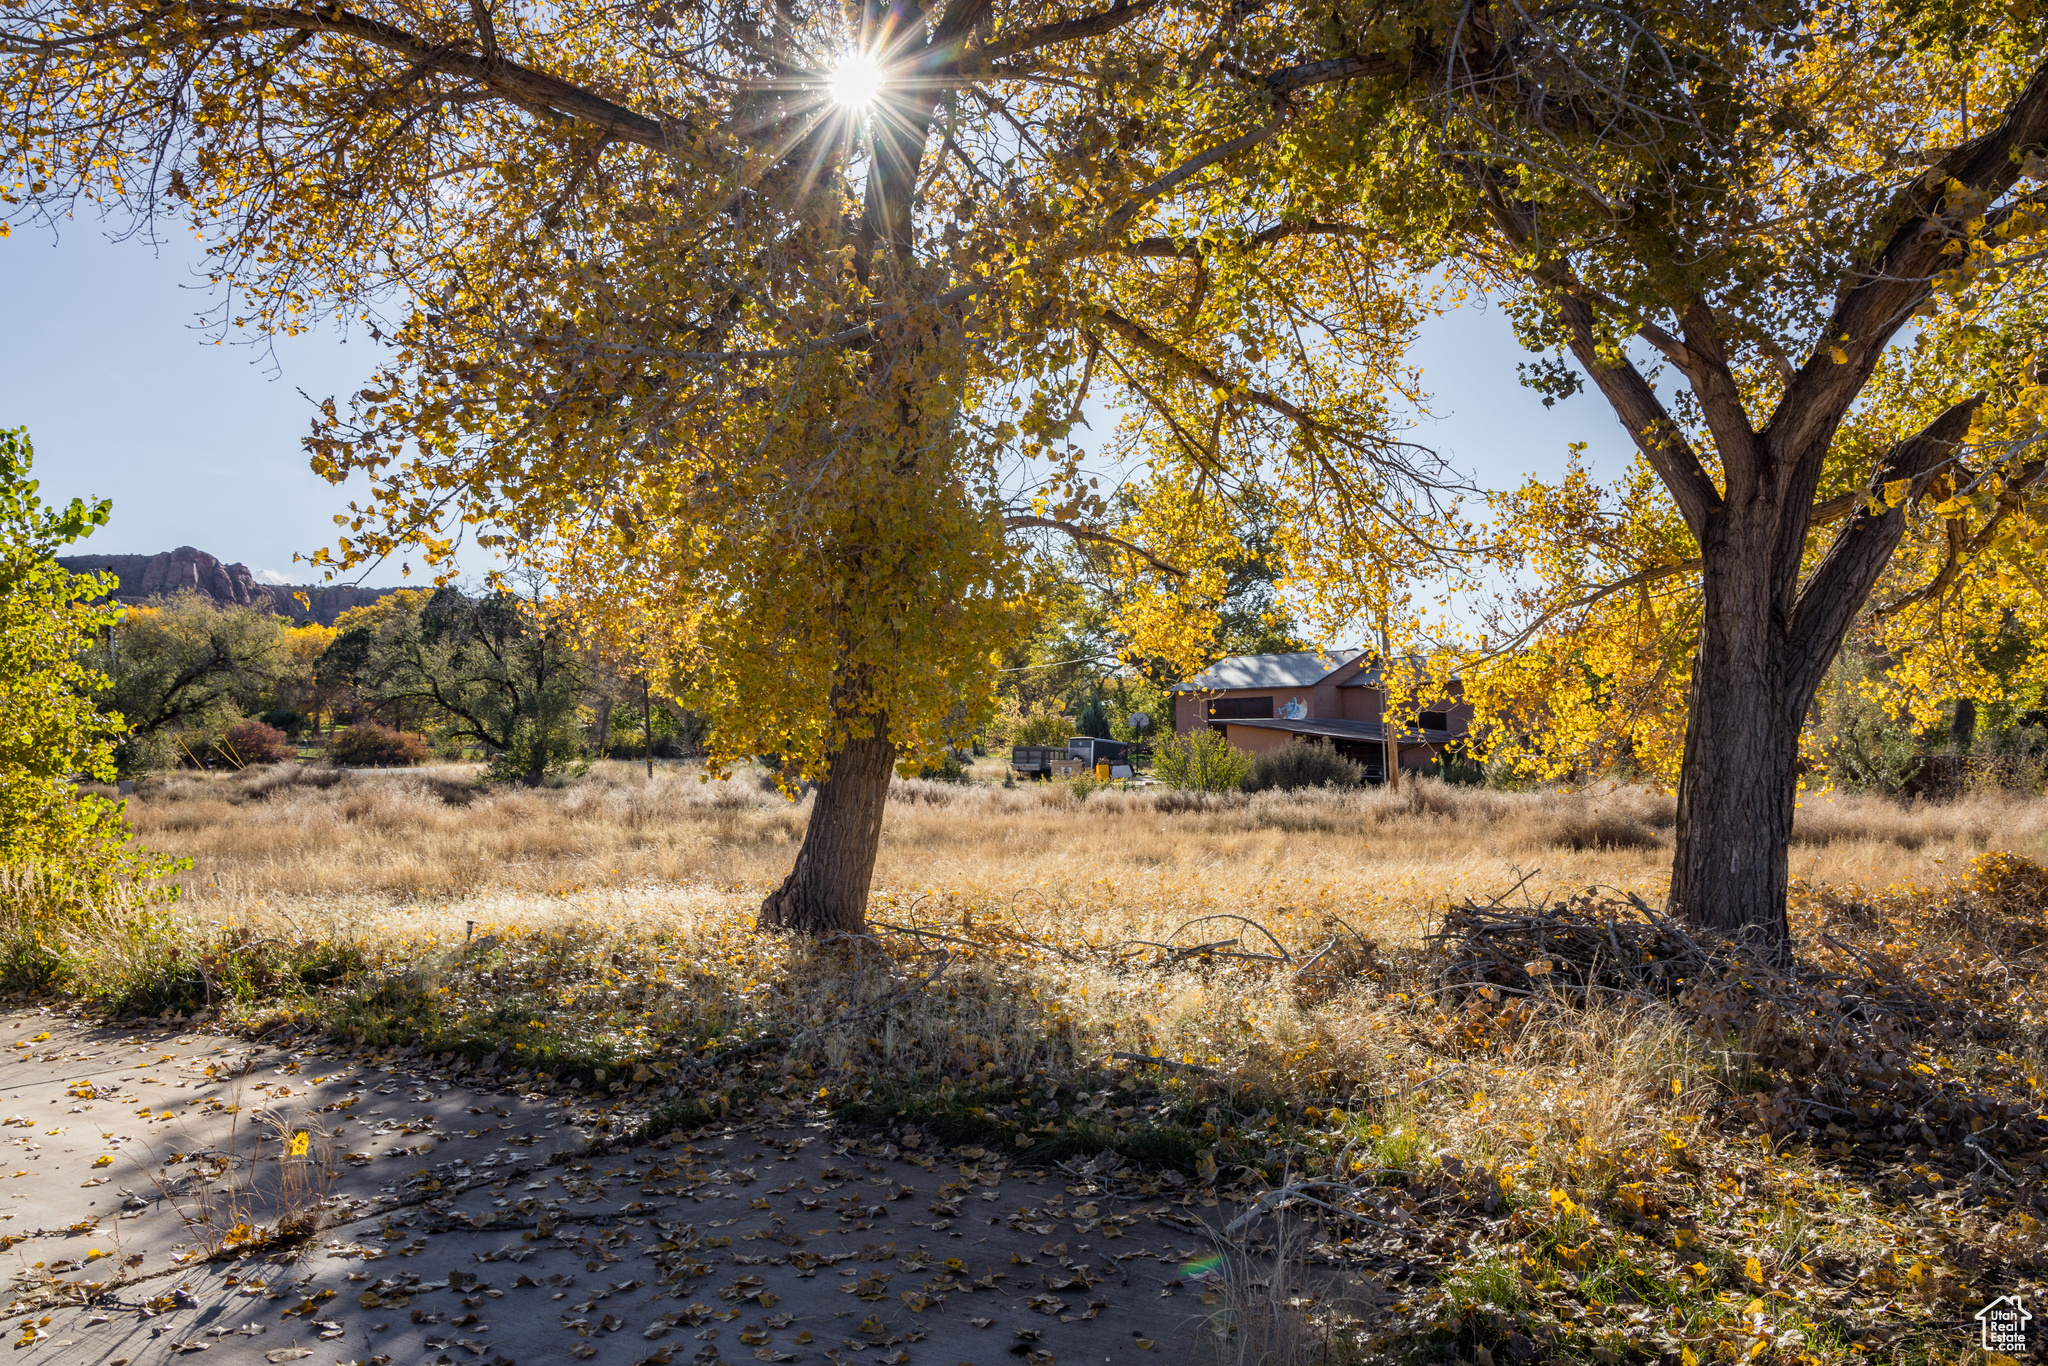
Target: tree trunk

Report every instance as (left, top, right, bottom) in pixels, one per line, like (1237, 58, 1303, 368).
(1666, 526, 1805, 959)
(1662, 400, 1980, 960)
(757, 719, 896, 934)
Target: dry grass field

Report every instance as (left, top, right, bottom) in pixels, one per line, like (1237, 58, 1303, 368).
(24, 765, 2047, 1366)
(121, 759, 2048, 939)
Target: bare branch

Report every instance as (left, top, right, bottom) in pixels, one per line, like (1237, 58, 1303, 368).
(1104, 121, 1281, 234)
(1092, 307, 1334, 439)
(1483, 183, 1721, 536)
(1003, 515, 1185, 576)
(1472, 558, 1702, 665)
(1122, 220, 1375, 259)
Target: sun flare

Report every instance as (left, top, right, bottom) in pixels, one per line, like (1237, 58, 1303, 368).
(828, 52, 884, 109)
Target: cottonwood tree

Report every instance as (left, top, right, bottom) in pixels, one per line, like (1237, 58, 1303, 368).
(1018, 1, 2048, 955)
(1376, 6, 2048, 953)
(92, 594, 289, 770)
(336, 586, 589, 784)
(3, 0, 1451, 931)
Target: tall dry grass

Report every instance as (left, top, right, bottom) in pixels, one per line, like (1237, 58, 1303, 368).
(121, 763, 2048, 945)
(101, 762, 2048, 1151)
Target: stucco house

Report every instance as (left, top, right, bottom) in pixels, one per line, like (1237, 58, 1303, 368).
(1170, 648, 1472, 781)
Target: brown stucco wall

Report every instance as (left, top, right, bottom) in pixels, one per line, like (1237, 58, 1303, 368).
(1222, 724, 1295, 754)
(1338, 687, 1382, 723)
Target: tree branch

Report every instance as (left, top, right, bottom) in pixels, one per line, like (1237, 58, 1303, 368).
(205, 1, 675, 148)
(970, 0, 1165, 61)
(1531, 274, 1695, 372)
(1869, 457, 2048, 622)
(1104, 121, 1282, 233)
(1003, 515, 1185, 576)
(1675, 299, 1762, 503)
(1261, 53, 1406, 97)
(1765, 58, 2048, 488)
(1092, 307, 1334, 439)
(1483, 184, 1721, 537)
(1785, 397, 1981, 702)
(1100, 51, 1409, 235)
(1808, 490, 1862, 527)
(1471, 558, 1702, 665)
(1122, 220, 1374, 259)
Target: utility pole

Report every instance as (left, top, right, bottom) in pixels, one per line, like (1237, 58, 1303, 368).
(102, 567, 119, 667)
(1377, 574, 1399, 792)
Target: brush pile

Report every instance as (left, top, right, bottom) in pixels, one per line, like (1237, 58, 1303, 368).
(1420, 885, 1751, 1007)
(1411, 870, 2048, 1238)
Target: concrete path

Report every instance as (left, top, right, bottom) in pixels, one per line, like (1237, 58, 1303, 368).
(0, 1011, 1243, 1366)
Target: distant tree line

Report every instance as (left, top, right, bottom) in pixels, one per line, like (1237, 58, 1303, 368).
(1808, 643, 2048, 799)
(86, 585, 703, 784)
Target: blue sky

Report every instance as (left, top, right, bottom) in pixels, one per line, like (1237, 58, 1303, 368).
(6, 226, 381, 585)
(6, 225, 1637, 585)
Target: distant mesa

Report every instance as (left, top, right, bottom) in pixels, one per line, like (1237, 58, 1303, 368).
(55, 546, 404, 626)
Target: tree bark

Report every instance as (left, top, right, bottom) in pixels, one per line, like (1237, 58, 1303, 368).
(757, 717, 897, 935)
(1666, 512, 1803, 959)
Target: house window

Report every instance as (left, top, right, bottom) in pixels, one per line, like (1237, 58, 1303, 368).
(1418, 710, 1450, 731)
(1208, 696, 1274, 720)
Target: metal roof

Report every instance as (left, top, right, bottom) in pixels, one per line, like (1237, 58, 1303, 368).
(1173, 649, 1364, 692)
(1219, 716, 1385, 741)
(1219, 717, 1465, 744)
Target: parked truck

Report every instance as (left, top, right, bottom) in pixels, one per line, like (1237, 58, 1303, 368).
(1010, 736, 1132, 779)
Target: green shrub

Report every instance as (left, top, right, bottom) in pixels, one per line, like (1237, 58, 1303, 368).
(1013, 713, 1072, 746)
(1151, 728, 1252, 792)
(1812, 651, 1925, 794)
(1439, 747, 1488, 786)
(332, 723, 430, 767)
(917, 754, 969, 782)
(0, 424, 184, 935)
(483, 714, 588, 786)
(1242, 739, 1363, 792)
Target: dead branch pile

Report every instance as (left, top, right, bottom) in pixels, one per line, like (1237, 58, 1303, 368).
(1406, 877, 2048, 1209)
(1420, 886, 1748, 1007)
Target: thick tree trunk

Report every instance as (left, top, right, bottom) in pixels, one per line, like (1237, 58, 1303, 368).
(1666, 527, 1804, 959)
(757, 720, 896, 935)
(1662, 400, 1981, 960)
